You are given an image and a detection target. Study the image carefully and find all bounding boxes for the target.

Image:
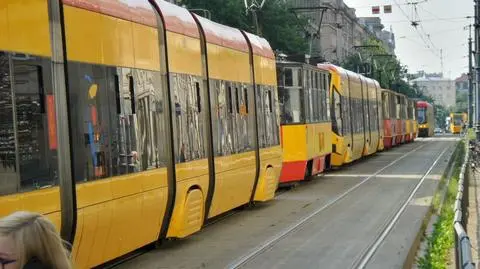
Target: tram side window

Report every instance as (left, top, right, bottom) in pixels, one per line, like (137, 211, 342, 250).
(0, 53, 15, 195)
(354, 98, 362, 133)
(389, 94, 396, 120)
(68, 63, 168, 182)
(381, 92, 388, 119)
(350, 98, 356, 133)
(412, 103, 417, 121)
(211, 80, 255, 155)
(323, 74, 329, 121)
(395, 96, 401, 119)
(342, 95, 351, 135)
(407, 101, 412, 120)
(262, 86, 280, 147)
(331, 87, 342, 135)
(171, 73, 206, 163)
(371, 100, 378, 131)
(211, 80, 233, 156)
(0, 53, 59, 195)
(304, 69, 311, 123)
(13, 58, 59, 191)
(278, 68, 304, 124)
(363, 95, 370, 132)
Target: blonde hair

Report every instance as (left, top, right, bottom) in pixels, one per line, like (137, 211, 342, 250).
(0, 211, 72, 269)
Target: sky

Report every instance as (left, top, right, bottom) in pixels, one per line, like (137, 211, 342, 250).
(343, 0, 473, 79)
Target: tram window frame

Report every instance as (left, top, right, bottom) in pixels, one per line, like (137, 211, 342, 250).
(244, 87, 249, 113)
(196, 82, 202, 112)
(235, 87, 240, 113)
(304, 69, 310, 123)
(267, 90, 273, 113)
(227, 85, 233, 114)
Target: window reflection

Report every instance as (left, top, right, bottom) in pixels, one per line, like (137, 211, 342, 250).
(171, 73, 206, 163)
(210, 79, 256, 156)
(0, 53, 17, 195)
(68, 63, 167, 182)
(0, 52, 58, 195)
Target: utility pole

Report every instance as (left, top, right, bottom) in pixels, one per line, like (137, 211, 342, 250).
(475, 0, 480, 140)
(440, 49, 444, 77)
(468, 24, 474, 128)
(244, 0, 266, 35)
(290, 6, 329, 59)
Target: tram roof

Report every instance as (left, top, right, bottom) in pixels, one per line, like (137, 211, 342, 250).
(192, 14, 248, 53)
(243, 32, 275, 59)
(153, 0, 200, 38)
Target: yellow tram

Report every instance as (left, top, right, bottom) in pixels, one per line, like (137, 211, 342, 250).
(276, 61, 332, 183)
(317, 64, 381, 166)
(417, 101, 434, 137)
(0, 0, 425, 267)
(449, 112, 466, 134)
(0, 1, 281, 268)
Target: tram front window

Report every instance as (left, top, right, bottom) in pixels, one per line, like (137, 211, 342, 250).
(417, 108, 427, 124)
(453, 115, 463, 125)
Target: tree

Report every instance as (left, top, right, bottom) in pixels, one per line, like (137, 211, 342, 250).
(455, 91, 468, 112)
(179, 0, 308, 55)
(343, 38, 404, 89)
(342, 39, 436, 103)
(435, 104, 449, 129)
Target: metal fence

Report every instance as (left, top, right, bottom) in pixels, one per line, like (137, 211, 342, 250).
(454, 140, 475, 269)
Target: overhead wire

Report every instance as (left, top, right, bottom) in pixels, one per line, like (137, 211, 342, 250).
(391, 0, 442, 59)
(382, 17, 471, 23)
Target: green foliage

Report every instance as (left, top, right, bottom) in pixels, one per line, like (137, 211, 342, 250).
(342, 38, 450, 128)
(257, 1, 308, 54)
(342, 38, 402, 89)
(435, 104, 449, 129)
(179, 0, 308, 54)
(468, 128, 476, 140)
(417, 142, 464, 269)
(455, 91, 468, 113)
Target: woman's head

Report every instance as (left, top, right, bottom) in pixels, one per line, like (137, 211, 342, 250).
(0, 211, 71, 269)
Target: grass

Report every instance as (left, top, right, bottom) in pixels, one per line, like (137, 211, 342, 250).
(468, 128, 476, 140)
(417, 141, 465, 269)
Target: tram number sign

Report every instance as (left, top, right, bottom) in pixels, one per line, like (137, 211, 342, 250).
(372, 6, 380, 14)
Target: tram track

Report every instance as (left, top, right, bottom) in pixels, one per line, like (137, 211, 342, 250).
(227, 142, 430, 269)
(351, 143, 451, 268)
